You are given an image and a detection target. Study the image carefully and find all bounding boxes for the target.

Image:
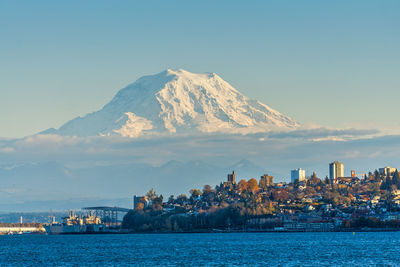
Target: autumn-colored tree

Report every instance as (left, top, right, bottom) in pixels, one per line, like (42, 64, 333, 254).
(247, 178, 259, 193)
(237, 179, 248, 192)
(271, 188, 288, 202)
(203, 185, 215, 194)
(135, 202, 144, 211)
(146, 188, 158, 201)
(308, 173, 321, 186)
(153, 195, 163, 205)
(176, 194, 188, 205)
(190, 189, 202, 198)
(305, 186, 316, 195)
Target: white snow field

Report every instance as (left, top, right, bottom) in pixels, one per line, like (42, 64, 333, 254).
(46, 69, 299, 138)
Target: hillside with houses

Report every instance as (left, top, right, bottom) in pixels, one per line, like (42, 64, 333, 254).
(123, 165, 400, 232)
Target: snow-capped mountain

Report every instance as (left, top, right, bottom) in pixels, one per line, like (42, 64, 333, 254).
(44, 69, 299, 138)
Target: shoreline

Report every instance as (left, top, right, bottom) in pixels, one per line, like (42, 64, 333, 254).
(5, 228, 400, 236)
(50, 228, 400, 235)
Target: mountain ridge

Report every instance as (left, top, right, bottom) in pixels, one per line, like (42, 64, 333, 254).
(43, 69, 299, 138)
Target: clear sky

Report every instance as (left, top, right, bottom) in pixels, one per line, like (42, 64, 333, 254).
(0, 0, 399, 138)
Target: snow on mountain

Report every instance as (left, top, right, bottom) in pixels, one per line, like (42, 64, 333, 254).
(47, 69, 299, 138)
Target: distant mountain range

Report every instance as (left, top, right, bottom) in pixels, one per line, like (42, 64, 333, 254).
(42, 69, 298, 138)
(0, 159, 278, 211)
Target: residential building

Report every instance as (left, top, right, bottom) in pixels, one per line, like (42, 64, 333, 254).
(227, 171, 236, 184)
(260, 174, 274, 186)
(379, 166, 397, 177)
(329, 161, 344, 183)
(291, 168, 306, 183)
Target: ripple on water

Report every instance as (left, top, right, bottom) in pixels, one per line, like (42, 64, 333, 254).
(0, 232, 399, 266)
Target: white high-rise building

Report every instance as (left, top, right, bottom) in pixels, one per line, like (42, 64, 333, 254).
(291, 168, 306, 183)
(329, 161, 344, 183)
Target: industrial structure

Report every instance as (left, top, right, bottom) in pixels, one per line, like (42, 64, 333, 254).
(82, 206, 130, 228)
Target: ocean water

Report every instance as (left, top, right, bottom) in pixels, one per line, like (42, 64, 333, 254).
(0, 232, 399, 266)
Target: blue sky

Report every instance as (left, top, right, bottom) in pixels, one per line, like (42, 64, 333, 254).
(0, 0, 399, 138)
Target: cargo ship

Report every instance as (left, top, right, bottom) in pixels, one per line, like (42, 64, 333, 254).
(44, 210, 107, 235)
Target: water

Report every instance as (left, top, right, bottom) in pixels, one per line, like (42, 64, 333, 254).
(0, 232, 399, 266)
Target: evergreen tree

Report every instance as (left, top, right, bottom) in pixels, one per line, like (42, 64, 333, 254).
(380, 178, 387, 190)
(393, 170, 400, 187)
(386, 173, 393, 187)
(374, 169, 380, 179)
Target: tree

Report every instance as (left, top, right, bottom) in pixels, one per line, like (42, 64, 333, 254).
(381, 177, 391, 191)
(153, 195, 163, 205)
(393, 170, 400, 187)
(386, 173, 393, 186)
(311, 172, 317, 179)
(146, 188, 158, 201)
(151, 195, 163, 211)
(203, 185, 214, 195)
(308, 173, 321, 186)
(374, 169, 380, 180)
(271, 188, 288, 202)
(237, 180, 248, 192)
(136, 202, 144, 211)
(176, 194, 188, 205)
(247, 178, 259, 193)
(305, 186, 316, 195)
(190, 189, 202, 198)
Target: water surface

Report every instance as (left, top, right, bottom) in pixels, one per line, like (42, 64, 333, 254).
(0, 232, 399, 266)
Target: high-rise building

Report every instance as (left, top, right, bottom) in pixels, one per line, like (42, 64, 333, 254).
(260, 174, 273, 187)
(291, 168, 306, 183)
(227, 171, 236, 184)
(329, 161, 344, 183)
(379, 166, 397, 177)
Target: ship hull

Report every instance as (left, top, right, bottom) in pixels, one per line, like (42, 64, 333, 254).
(44, 224, 107, 235)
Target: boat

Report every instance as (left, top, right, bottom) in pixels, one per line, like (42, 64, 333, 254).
(44, 210, 107, 235)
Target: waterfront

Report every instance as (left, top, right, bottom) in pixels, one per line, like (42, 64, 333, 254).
(1, 232, 399, 266)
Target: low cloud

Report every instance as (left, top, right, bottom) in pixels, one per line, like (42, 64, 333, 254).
(265, 128, 379, 140)
(0, 128, 390, 166)
(0, 147, 15, 153)
(1, 129, 400, 209)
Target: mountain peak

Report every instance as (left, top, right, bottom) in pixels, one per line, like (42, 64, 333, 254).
(47, 69, 299, 138)
(165, 68, 188, 74)
(163, 68, 217, 80)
